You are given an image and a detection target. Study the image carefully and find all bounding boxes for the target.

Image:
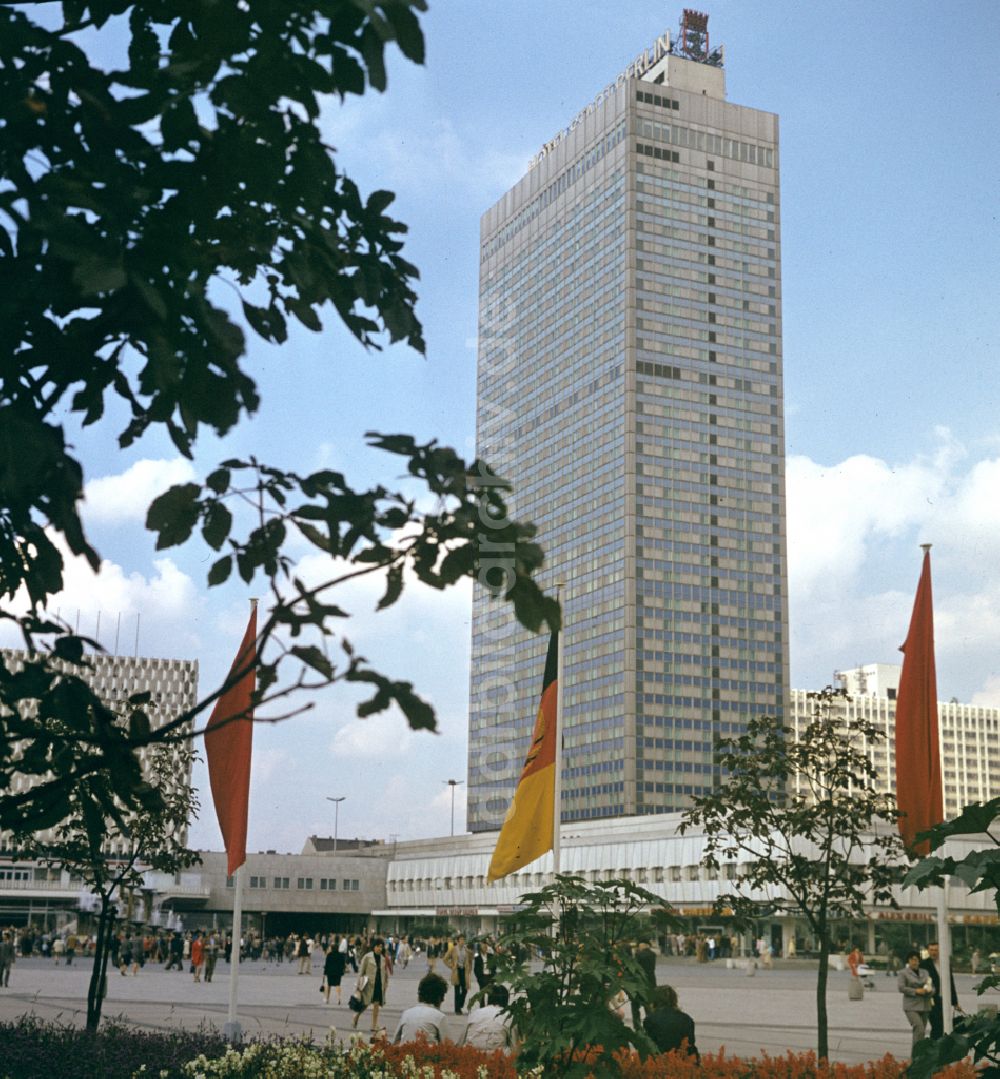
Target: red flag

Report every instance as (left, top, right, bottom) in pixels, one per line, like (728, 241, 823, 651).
(894, 550, 943, 855)
(205, 605, 257, 876)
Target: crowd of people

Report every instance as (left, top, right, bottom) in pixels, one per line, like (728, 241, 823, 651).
(5, 921, 978, 1057)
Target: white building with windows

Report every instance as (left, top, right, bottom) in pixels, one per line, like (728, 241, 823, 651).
(0, 649, 198, 926)
(790, 664, 1000, 820)
(468, 11, 789, 833)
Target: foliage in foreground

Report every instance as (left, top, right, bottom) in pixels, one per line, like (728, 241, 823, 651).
(490, 874, 676, 1077)
(0, 1019, 982, 1079)
(0, 0, 558, 846)
(0, 1015, 226, 1079)
(904, 797, 1000, 1078)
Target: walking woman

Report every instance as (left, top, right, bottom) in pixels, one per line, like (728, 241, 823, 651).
(324, 935, 347, 1004)
(352, 937, 390, 1033)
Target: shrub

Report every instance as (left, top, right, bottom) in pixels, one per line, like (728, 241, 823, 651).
(0, 1018, 982, 1079)
(0, 1015, 227, 1079)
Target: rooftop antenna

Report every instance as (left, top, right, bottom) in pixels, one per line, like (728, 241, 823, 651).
(670, 9, 724, 67)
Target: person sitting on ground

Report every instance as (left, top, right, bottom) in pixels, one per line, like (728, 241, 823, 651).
(460, 983, 518, 1052)
(392, 972, 449, 1044)
(643, 984, 699, 1061)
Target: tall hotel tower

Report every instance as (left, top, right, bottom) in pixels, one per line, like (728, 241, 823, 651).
(468, 13, 790, 831)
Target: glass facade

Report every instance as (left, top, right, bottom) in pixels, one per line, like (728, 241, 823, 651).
(469, 50, 789, 832)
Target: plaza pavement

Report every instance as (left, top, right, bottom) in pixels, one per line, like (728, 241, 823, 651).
(0, 953, 991, 1066)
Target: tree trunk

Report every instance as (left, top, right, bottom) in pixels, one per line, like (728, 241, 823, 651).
(816, 928, 830, 1061)
(86, 896, 115, 1031)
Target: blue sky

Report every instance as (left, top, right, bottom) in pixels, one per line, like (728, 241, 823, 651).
(13, 1, 999, 852)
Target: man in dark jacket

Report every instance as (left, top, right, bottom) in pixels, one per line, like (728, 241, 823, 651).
(643, 984, 699, 1061)
(630, 940, 658, 1028)
(920, 942, 961, 1039)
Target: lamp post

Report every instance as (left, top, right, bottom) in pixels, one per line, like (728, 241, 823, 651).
(326, 796, 346, 853)
(444, 779, 463, 837)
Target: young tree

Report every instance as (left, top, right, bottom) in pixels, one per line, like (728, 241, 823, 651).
(680, 688, 905, 1061)
(0, 2, 557, 836)
(12, 742, 199, 1031)
(491, 874, 675, 1078)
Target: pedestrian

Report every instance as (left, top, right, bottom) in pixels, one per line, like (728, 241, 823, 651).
(165, 930, 184, 971)
(631, 939, 658, 1028)
(426, 934, 440, 973)
(296, 933, 311, 975)
(460, 983, 518, 1051)
(324, 936, 347, 1004)
(473, 940, 494, 993)
(351, 937, 390, 1034)
(392, 972, 449, 1044)
(921, 942, 962, 1038)
(204, 934, 219, 983)
(972, 948, 982, 976)
(643, 984, 699, 1061)
(0, 930, 14, 987)
(190, 931, 204, 982)
(898, 949, 934, 1046)
(443, 934, 473, 1015)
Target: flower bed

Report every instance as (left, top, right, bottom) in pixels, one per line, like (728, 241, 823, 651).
(0, 1020, 981, 1079)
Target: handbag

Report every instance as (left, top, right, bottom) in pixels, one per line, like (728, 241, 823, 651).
(348, 993, 365, 1013)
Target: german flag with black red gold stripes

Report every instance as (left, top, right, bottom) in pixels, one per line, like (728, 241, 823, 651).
(487, 631, 558, 883)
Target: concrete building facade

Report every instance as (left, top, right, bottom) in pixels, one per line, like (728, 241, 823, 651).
(468, 16, 789, 831)
(791, 664, 1000, 820)
(0, 650, 198, 925)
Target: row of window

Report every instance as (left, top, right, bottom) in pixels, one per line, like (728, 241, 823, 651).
(482, 122, 628, 259)
(387, 862, 743, 894)
(637, 118, 776, 168)
(226, 876, 361, 892)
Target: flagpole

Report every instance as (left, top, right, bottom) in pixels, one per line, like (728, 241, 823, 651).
(938, 882, 953, 1033)
(552, 582, 564, 879)
(220, 595, 257, 1044)
(225, 862, 244, 1042)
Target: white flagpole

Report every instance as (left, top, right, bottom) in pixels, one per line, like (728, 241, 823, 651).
(938, 882, 953, 1033)
(224, 863, 244, 1042)
(552, 583, 565, 878)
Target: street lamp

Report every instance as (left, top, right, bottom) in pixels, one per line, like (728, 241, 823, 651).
(444, 779, 464, 837)
(326, 796, 346, 853)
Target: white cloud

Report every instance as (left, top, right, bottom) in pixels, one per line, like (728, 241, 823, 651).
(322, 93, 529, 202)
(0, 529, 205, 663)
(83, 458, 197, 524)
(330, 715, 419, 759)
(788, 431, 1000, 704)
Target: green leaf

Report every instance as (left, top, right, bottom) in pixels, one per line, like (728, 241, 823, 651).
(242, 301, 287, 344)
(146, 484, 203, 549)
(376, 563, 403, 610)
(296, 521, 331, 552)
(205, 468, 231, 495)
(129, 711, 151, 741)
(201, 501, 233, 551)
(72, 257, 127, 296)
(290, 645, 334, 679)
(208, 556, 232, 586)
